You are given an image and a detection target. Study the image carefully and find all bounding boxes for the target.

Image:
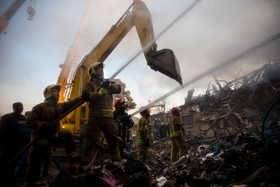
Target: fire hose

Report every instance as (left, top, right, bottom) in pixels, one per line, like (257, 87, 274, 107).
(0, 100, 85, 171)
(88, 30, 280, 165)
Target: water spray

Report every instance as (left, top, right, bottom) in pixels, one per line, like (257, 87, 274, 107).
(130, 32, 280, 116)
(109, 0, 202, 81)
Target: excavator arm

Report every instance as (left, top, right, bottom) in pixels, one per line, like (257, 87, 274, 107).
(60, 0, 182, 135)
(70, 0, 182, 100)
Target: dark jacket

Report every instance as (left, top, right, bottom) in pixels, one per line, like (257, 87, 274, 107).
(83, 78, 121, 118)
(26, 97, 82, 139)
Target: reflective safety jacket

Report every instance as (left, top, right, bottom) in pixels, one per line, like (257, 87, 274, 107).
(26, 97, 83, 142)
(114, 110, 134, 146)
(169, 116, 183, 138)
(136, 116, 151, 144)
(83, 78, 121, 118)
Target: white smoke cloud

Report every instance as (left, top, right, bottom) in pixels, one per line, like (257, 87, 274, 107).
(0, 0, 279, 115)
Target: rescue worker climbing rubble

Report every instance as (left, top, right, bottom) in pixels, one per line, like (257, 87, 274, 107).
(136, 108, 151, 163)
(114, 99, 134, 158)
(24, 84, 86, 187)
(81, 62, 122, 169)
(169, 107, 187, 163)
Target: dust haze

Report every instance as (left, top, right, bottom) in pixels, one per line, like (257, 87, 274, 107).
(0, 0, 279, 115)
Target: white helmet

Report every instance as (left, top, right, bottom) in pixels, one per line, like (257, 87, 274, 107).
(88, 62, 104, 76)
(43, 84, 61, 99)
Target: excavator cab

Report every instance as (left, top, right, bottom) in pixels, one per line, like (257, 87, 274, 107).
(147, 49, 182, 85)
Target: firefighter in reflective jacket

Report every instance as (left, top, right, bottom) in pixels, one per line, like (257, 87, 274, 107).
(169, 107, 187, 163)
(114, 99, 134, 158)
(81, 62, 122, 166)
(24, 84, 84, 187)
(136, 108, 151, 163)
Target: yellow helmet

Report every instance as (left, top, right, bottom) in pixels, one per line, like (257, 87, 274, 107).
(88, 62, 104, 76)
(43, 84, 61, 99)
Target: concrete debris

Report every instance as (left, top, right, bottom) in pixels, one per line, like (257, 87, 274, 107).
(7, 61, 280, 186)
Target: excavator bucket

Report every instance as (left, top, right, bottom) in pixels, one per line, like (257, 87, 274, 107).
(147, 49, 182, 85)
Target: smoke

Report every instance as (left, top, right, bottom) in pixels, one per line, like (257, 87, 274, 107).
(130, 31, 280, 116)
(79, 0, 280, 103)
(0, 0, 280, 115)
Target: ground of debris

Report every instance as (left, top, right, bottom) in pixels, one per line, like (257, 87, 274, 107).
(22, 122, 279, 187)
(12, 61, 280, 186)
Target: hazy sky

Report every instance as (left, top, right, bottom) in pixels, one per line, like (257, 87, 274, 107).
(0, 0, 280, 116)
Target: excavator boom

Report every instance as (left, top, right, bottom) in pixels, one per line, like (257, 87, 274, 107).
(73, 0, 182, 96)
(60, 0, 182, 135)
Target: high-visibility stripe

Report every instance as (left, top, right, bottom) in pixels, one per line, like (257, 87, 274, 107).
(111, 152, 121, 161)
(170, 117, 182, 138)
(170, 118, 176, 138)
(171, 138, 180, 163)
(118, 136, 123, 141)
(136, 125, 143, 143)
(24, 181, 36, 186)
(68, 151, 78, 158)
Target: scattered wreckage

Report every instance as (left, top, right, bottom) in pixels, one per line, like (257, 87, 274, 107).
(32, 61, 280, 187)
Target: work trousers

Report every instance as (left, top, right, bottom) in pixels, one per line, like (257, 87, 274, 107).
(170, 136, 187, 163)
(24, 130, 77, 187)
(81, 116, 120, 165)
(137, 143, 148, 163)
(0, 144, 28, 186)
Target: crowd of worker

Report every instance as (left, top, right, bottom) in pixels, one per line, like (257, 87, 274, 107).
(0, 62, 187, 186)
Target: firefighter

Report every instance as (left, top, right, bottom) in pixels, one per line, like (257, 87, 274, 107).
(169, 107, 187, 163)
(0, 102, 30, 186)
(114, 99, 134, 158)
(81, 62, 122, 168)
(136, 108, 151, 163)
(24, 84, 86, 186)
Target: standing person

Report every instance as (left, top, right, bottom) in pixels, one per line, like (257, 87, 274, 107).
(159, 122, 167, 139)
(169, 107, 187, 163)
(136, 108, 151, 163)
(81, 62, 122, 168)
(0, 102, 30, 186)
(24, 84, 86, 187)
(113, 99, 134, 159)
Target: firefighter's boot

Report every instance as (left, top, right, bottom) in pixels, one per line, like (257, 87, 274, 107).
(69, 156, 80, 174)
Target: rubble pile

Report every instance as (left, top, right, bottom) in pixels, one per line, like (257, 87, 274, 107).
(184, 61, 280, 138)
(155, 131, 280, 186)
(43, 126, 280, 187)
(25, 61, 280, 186)
(141, 61, 280, 186)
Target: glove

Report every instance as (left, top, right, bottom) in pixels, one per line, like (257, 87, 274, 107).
(98, 87, 108, 96)
(101, 79, 110, 88)
(81, 91, 91, 102)
(144, 138, 150, 147)
(121, 114, 130, 121)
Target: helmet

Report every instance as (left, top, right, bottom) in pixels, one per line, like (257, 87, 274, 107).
(43, 84, 61, 99)
(140, 108, 150, 117)
(114, 99, 122, 109)
(114, 99, 127, 110)
(88, 62, 104, 76)
(171, 107, 179, 116)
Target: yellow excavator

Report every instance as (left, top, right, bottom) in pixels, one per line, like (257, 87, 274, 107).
(57, 0, 182, 137)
